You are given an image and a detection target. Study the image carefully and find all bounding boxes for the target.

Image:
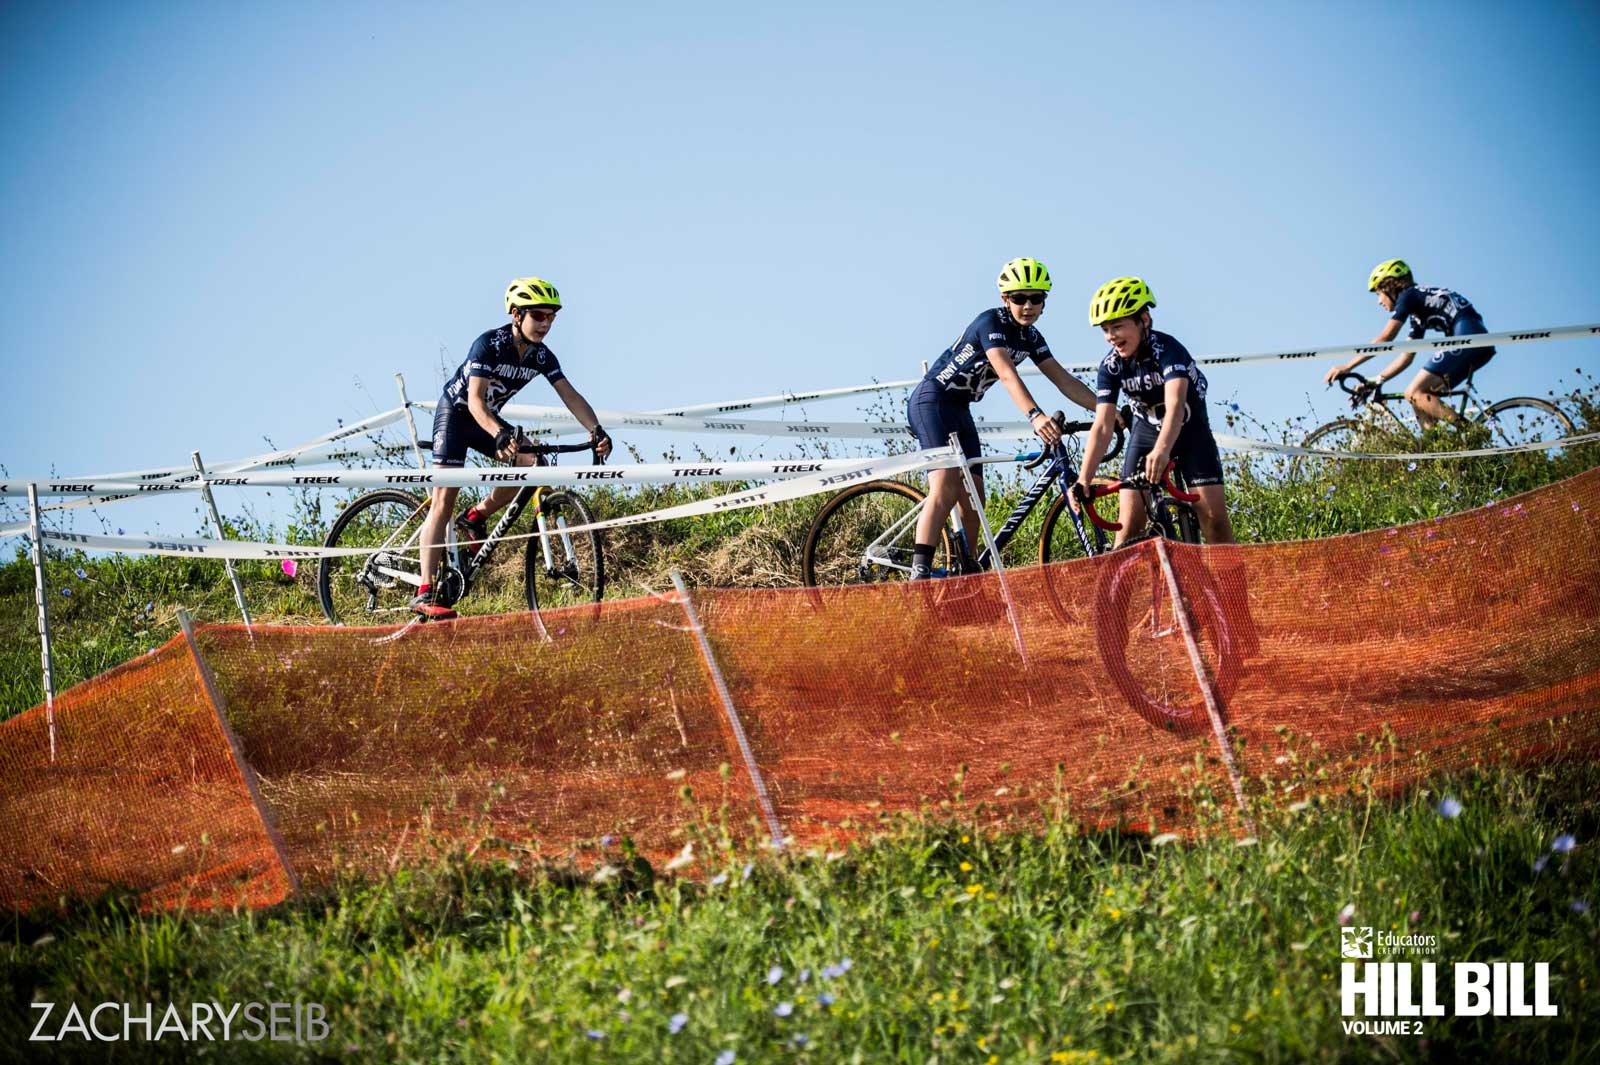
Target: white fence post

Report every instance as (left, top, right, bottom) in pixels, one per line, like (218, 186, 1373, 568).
(947, 435, 1029, 667)
(395, 373, 427, 470)
(26, 484, 57, 761)
(192, 451, 253, 630)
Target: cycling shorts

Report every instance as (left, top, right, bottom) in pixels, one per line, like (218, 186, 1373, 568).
(908, 379, 981, 460)
(431, 403, 499, 468)
(1122, 399, 1224, 488)
(1422, 314, 1496, 389)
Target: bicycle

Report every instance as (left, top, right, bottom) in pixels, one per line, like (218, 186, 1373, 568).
(317, 437, 605, 624)
(1080, 464, 1242, 737)
(1294, 370, 1574, 477)
(800, 414, 1127, 586)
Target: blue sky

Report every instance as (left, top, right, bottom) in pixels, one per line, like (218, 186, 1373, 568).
(2, 1, 1597, 532)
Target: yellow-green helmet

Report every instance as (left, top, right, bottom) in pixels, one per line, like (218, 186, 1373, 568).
(997, 257, 1052, 294)
(505, 276, 561, 312)
(1367, 259, 1412, 292)
(1089, 277, 1156, 325)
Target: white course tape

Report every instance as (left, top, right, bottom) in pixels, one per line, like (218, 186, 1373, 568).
(13, 449, 959, 560)
(1, 455, 940, 496)
(1215, 428, 1600, 461)
(642, 322, 1600, 417)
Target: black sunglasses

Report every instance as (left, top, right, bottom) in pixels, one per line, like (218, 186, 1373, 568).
(521, 308, 559, 322)
(1005, 292, 1047, 306)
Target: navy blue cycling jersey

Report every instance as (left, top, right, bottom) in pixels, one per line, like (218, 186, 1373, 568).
(922, 306, 1053, 402)
(440, 325, 567, 414)
(1390, 285, 1482, 339)
(1094, 330, 1208, 427)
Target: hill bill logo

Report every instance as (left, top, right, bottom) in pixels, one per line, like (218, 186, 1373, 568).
(1341, 927, 1373, 959)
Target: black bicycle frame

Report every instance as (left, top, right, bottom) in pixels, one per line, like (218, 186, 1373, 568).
(457, 486, 536, 584)
(964, 448, 1104, 568)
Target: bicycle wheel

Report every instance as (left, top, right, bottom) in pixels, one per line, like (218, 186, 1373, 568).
(1290, 418, 1364, 480)
(1163, 499, 1202, 545)
(1475, 397, 1575, 451)
(1094, 543, 1238, 737)
(802, 480, 952, 586)
(318, 489, 430, 624)
(1038, 488, 1117, 565)
(524, 490, 605, 611)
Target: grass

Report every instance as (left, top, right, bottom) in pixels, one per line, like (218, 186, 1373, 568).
(2, 760, 1597, 1062)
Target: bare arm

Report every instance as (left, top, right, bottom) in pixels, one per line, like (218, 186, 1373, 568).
(465, 378, 520, 460)
(1035, 356, 1098, 413)
(1073, 402, 1120, 501)
(1144, 377, 1189, 482)
(552, 378, 613, 459)
(1325, 319, 1405, 384)
(986, 347, 1058, 444)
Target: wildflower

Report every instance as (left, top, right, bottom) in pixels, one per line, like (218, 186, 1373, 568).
(60, 588, 71, 597)
(616, 989, 632, 1004)
(1534, 856, 1550, 873)
(117, 528, 124, 535)
(774, 1002, 793, 1017)
(1406, 462, 1417, 471)
(600, 834, 614, 846)
(839, 958, 853, 973)
(767, 965, 784, 985)
(73, 567, 88, 579)
(145, 601, 154, 613)
(1437, 797, 1463, 819)
(798, 968, 810, 983)
(1151, 833, 1180, 846)
(280, 559, 298, 578)
(584, 1029, 604, 1040)
(668, 1012, 688, 1035)
(1572, 900, 1591, 915)
(741, 862, 753, 881)
(1553, 834, 1577, 854)
(715, 1052, 737, 1065)
(710, 872, 728, 886)
(966, 884, 983, 896)
(817, 992, 836, 1007)
(1409, 910, 1421, 923)
(792, 1033, 809, 1046)
(960, 861, 973, 872)
(1338, 903, 1356, 926)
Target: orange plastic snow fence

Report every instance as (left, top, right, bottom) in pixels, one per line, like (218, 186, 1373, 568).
(3, 469, 1598, 911)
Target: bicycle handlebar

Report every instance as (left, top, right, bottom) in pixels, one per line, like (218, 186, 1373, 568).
(1020, 412, 1126, 470)
(1076, 462, 1198, 531)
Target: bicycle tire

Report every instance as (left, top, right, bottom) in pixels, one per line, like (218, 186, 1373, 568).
(318, 489, 430, 625)
(802, 480, 952, 586)
(1474, 396, 1575, 451)
(1094, 543, 1239, 737)
(1290, 418, 1365, 480)
(524, 490, 605, 612)
(1164, 499, 1202, 545)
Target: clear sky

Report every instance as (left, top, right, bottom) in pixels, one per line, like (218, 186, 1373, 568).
(2, 1, 1597, 534)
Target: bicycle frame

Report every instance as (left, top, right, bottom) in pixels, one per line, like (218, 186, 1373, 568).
(855, 448, 1101, 577)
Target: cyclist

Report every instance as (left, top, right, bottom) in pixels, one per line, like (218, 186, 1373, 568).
(907, 257, 1098, 580)
(412, 277, 613, 619)
(1073, 277, 1237, 548)
(1321, 259, 1496, 429)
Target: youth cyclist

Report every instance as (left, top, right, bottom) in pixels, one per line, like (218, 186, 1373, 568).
(412, 277, 613, 620)
(907, 257, 1099, 580)
(1322, 259, 1496, 429)
(1073, 277, 1237, 548)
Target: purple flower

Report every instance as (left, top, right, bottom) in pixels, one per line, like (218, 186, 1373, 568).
(1406, 462, 1417, 471)
(1552, 834, 1577, 854)
(600, 834, 613, 846)
(818, 992, 836, 1007)
(766, 965, 784, 985)
(1408, 910, 1421, 923)
(1571, 900, 1590, 915)
(839, 958, 853, 973)
(668, 1012, 688, 1035)
(774, 1002, 793, 1017)
(1534, 856, 1550, 873)
(73, 567, 88, 579)
(792, 1033, 809, 1046)
(715, 1052, 737, 1065)
(585, 1029, 604, 1040)
(742, 862, 753, 881)
(145, 601, 154, 612)
(60, 588, 71, 597)
(821, 964, 841, 979)
(1337, 904, 1356, 926)
(710, 872, 728, 886)
(1437, 797, 1463, 819)
(798, 968, 810, 983)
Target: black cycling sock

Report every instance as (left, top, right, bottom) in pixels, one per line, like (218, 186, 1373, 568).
(912, 543, 934, 570)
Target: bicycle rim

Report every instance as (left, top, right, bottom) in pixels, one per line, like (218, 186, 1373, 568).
(318, 490, 430, 625)
(525, 491, 604, 611)
(802, 481, 950, 586)
(1476, 397, 1575, 453)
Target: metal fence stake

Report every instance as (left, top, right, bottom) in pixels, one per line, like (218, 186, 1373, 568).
(193, 451, 252, 630)
(947, 435, 1029, 667)
(26, 484, 57, 761)
(395, 373, 426, 469)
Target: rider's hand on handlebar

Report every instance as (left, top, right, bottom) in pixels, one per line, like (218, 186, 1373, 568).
(1322, 364, 1344, 387)
(1143, 445, 1173, 484)
(494, 425, 523, 462)
(1029, 409, 1061, 446)
(590, 425, 613, 462)
(1351, 378, 1381, 405)
(1068, 480, 1090, 514)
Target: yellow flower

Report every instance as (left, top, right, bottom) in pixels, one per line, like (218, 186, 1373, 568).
(985, 892, 997, 901)
(961, 835, 970, 843)
(986, 1057, 998, 1065)
(966, 884, 983, 895)
(1103, 887, 1113, 897)
(960, 861, 973, 872)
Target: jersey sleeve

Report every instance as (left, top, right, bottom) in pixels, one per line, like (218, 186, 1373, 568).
(1158, 336, 1197, 383)
(1095, 357, 1121, 407)
(975, 309, 1011, 353)
(464, 331, 497, 379)
(537, 346, 567, 386)
(1390, 287, 1426, 337)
